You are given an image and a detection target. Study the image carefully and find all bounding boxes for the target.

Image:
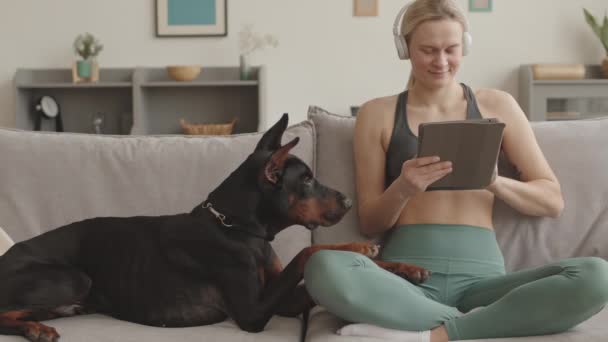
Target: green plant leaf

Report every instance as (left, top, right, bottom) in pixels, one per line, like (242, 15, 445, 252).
(603, 14, 608, 52)
(584, 8, 602, 38)
(72, 32, 103, 60)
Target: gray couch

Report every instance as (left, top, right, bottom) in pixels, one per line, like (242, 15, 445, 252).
(1, 107, 607, 342)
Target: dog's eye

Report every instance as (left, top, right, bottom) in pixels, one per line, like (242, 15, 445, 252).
(303, 176, 314, 186)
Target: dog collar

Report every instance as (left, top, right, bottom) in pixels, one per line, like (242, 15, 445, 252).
(202, 201, 234, 227)
(202, 201, 274, 241)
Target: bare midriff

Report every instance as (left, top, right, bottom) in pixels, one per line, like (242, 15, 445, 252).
(397, 189, 495, 230)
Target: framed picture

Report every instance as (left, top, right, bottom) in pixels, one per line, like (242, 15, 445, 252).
(353, 0, 378, 17)
(156, 0, 227, 37)
(469, 0, 492, 13)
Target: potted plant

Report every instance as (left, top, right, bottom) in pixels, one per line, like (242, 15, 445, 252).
(583, 8, 608, 78)
(238, 25, 279, 80)
(73, 33, 103, 80)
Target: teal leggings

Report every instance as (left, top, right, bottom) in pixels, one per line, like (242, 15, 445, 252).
(304, 224, 608, 340)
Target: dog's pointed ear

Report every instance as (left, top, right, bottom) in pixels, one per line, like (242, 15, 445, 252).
(255, 113, 289, 152)
(263, 137, 300, 184)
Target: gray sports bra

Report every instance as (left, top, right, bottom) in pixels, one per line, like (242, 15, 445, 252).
(385, 83, 483, 188)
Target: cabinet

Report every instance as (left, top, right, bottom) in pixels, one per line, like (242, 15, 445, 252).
(519, 64, 608, 121)
(14, 66, 266, 135)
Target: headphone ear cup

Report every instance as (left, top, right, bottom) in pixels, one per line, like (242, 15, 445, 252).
(395, 35, 409, 60)
(462, 32, 472, 56)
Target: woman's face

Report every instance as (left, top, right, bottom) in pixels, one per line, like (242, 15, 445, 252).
(408, 19, 464, 87)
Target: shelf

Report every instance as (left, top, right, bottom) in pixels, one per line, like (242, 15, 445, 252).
(15, 68, 133, 89)
(533, 79, 608, 85)
(140, 80, 258, 87)
(519, 65, 608, 121)
(14, 66, 265, 135)
(547, 113, 608, 121)
(17, 82, 132, 89)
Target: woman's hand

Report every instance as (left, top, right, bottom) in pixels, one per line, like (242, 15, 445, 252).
(397, 156, 452, 196)
(486, 163, 499, 192)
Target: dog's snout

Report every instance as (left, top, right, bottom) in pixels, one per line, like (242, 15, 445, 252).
(335, 192, 352, 210)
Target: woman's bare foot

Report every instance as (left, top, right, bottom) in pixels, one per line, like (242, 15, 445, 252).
(430, 324, 449, 342)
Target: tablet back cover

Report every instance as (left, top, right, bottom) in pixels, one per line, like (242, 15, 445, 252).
(417, 119, 506, 190)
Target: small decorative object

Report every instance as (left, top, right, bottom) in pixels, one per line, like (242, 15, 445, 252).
(238, 25, 279, 80)
(166, 65, 202, 81)
(531, 64, 586, 80)
(180, 118, 238, 135)
(92, 112, 105, 134)
(239, 54, 252, 82)
(469, 0, 493, 13)
(72, 33, 103, 83)
(353, 0, 378, 17)
(583, 8, 608, 78)
(33, 96, 63, 132)
(156, 0, 227, 37)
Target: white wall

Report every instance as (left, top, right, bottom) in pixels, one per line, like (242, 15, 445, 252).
(1, 0, 606, 129)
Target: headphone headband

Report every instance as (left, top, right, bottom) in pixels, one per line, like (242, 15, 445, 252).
(392, 2, 411, 36)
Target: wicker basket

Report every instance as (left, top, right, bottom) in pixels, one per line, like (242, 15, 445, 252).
(179, 118, 238, 135)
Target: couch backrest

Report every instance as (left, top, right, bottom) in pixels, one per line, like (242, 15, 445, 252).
(309, 106, 608, 272)
(308, 107, 366, 245)
(493, 117, 608, 270)
(0, 121, 315, 265)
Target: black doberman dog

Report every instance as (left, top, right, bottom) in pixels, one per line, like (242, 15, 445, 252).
(0, 114, 430, 341)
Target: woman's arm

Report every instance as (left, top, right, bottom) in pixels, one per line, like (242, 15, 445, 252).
(483, 90, 564, 217)
(354, 100, 452, 236)
(354, 101, 408, 236)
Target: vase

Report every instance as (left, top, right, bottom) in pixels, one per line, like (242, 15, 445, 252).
(602, 56, 608, 79)
(239, 54, 251, 80)
(77, 59, 92, 78)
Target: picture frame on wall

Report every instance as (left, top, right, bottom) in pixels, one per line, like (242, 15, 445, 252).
(353, 0, 378, 17)
(469, 0, 493, 13)
(156, 0, 227, 37)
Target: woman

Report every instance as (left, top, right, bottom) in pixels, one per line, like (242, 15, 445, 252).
(303, 0, 608, 341)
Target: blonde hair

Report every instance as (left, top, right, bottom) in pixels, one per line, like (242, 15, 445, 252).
(400, 0, 469, 88)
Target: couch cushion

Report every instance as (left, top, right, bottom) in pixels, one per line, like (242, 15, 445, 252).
(305, 306, 608, 342)
(0, 120, 315, 266)
(307, 106, 370, 245)
(0, 314, 302, 342)
(308, 107, 608, 272)
(493, 117, 608, 271)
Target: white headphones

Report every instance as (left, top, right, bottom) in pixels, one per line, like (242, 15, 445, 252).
(393, 0, 473, 60)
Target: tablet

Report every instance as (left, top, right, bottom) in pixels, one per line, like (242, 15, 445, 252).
(417, 118, 506, 190)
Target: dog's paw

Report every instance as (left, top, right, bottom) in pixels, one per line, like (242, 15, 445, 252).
(369, 244, 380, 258)
(361, 244, 380, 258)
(23, 322, 59, 342)
(342, 243, 379, 258)
(389, 263, 431, 284)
